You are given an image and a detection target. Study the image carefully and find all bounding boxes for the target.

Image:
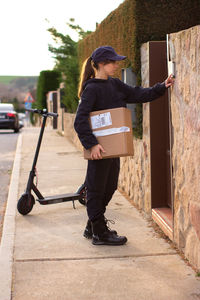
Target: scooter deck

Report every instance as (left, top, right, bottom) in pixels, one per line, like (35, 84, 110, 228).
(37, 193, 81, 205)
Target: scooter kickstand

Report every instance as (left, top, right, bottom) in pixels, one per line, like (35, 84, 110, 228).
(72, 200, 76, 209)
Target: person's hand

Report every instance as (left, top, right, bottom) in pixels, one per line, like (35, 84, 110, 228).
(90, 144, 106, 160)
(165, 74, 175, 88)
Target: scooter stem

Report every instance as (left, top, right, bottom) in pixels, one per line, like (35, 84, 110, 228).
(31, 115, 47, 172)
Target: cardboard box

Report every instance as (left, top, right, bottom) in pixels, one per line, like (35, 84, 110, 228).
(84, 107, 134, 159)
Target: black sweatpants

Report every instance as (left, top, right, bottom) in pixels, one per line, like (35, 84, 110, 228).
(85, 158, 120, 221)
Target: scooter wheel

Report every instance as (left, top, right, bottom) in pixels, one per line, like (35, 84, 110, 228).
(77, 184, 86, 206)
(17, 194, 35, 215)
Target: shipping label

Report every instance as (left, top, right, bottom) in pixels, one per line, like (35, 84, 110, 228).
(90, 112, 112, 129)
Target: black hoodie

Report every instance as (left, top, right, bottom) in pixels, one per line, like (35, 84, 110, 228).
(74, 77, 167, 150)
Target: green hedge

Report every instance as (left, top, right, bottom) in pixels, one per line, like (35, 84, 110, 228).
(36, 70, 61, 109)
(78, 0, 200, 138)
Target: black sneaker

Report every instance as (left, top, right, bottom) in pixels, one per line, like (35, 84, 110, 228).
(91, 217, 127, 246)
(83, 219, 117, 239)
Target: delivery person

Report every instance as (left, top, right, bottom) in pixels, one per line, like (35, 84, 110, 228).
(74, 46, 174, 246)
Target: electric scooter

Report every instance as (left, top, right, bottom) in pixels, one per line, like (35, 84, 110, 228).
(17, 108, 86, 215)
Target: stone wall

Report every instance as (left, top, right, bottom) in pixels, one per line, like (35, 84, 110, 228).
(56, 89, 83, 152)
(169, 25, 200, 269)
(63, 113, 82, 152)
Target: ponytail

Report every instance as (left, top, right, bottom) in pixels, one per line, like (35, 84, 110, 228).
(78, 57, 97, 98)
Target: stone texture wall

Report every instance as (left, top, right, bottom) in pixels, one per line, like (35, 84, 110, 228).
(63, 113, 82, 152)
(169, 25, 200, 269)
(56, 90, 82, 152)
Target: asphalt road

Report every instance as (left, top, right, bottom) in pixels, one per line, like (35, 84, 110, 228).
(0, 129, 19, 242)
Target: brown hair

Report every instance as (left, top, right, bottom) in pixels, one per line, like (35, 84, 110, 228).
(78, 58, 115, 98)
(78, 57, 97, 98)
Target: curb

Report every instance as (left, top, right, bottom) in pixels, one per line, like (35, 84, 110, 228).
(0, 133, 22, 300)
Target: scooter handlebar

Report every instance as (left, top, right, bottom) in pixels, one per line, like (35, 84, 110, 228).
(26, 108, 58, 118)
(26, 108, 40, 113)
(47, 112, 58, 118)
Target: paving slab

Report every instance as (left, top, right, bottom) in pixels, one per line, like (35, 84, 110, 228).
(13, 256, 200, 300)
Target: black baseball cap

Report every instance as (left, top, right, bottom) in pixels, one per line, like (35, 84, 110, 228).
(91, 46, 126, 63)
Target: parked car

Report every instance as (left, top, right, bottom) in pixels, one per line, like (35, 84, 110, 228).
(0, 103, 20, 133)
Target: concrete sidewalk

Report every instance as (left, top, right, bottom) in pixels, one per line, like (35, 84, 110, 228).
(1, 127, 200, 300)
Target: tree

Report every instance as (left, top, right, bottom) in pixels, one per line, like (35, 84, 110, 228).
(12, 97, 22, 112)
(47, 19, 92, 112)
(67, 18, 92, 39)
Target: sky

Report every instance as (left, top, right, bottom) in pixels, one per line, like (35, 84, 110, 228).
(0, 0, 124, 76)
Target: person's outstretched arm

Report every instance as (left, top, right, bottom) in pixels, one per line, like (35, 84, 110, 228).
(117, 74, 174, 103)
